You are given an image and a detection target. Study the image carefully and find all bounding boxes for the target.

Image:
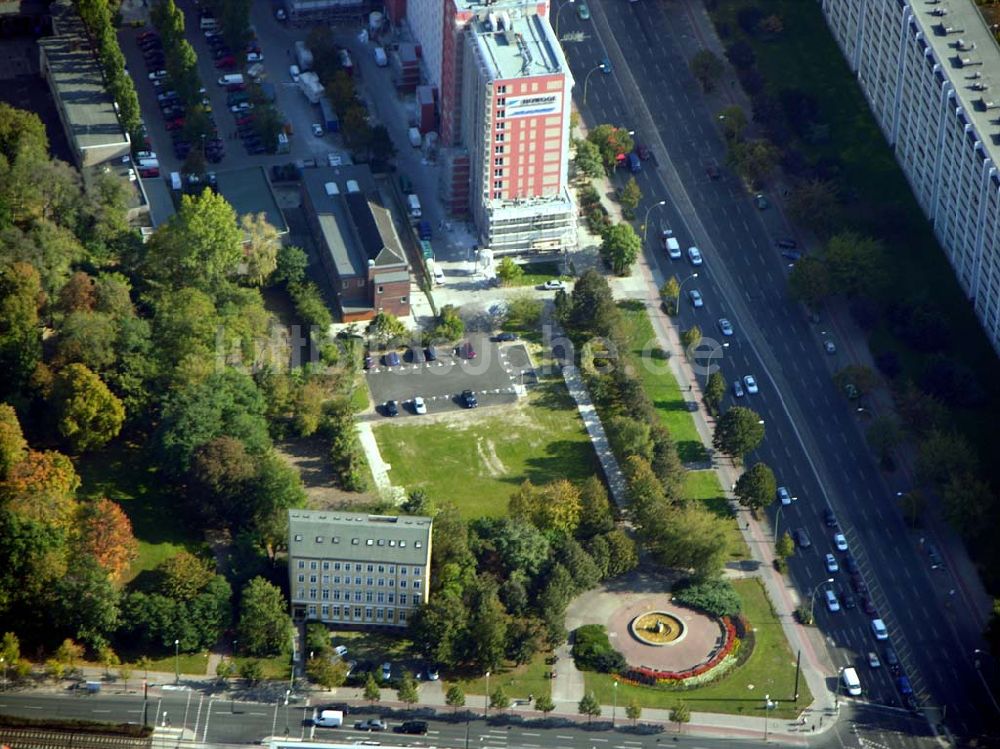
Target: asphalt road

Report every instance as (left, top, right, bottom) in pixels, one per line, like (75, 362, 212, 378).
(556, 0, 996, 742)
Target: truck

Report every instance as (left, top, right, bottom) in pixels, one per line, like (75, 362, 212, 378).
(408, 127, 422, 148)
(319, 97, 339, 133)
(298, 71, 323, 104)
(312, 709, 343, 728)
(294, 41, 313, 71)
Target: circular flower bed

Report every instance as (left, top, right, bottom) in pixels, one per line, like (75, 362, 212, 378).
(617, 616, 741, 687)
(629, 611, 686, 646)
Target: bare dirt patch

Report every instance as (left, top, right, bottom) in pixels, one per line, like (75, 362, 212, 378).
(276, 437, 377, 508)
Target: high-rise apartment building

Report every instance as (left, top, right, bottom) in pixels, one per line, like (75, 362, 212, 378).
(820, 0, 1000, 353)
(287, 510, 432, 628)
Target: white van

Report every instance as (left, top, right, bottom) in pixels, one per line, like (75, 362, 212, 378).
(170, 172, 182, 191)
(665, 236, 681, 259)
(429, 261, 445, 285)
(841, 667, 862, 696)
(217, 73, 244, 86)
(312, 709, 343, 728)
(199, 16, 218, 30)
(407, 193, 422, 219)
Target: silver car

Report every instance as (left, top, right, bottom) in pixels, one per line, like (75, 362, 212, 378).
(688, 289, 704, 308)
(687, 246, 703, 266)
(718, 318, 734, 336)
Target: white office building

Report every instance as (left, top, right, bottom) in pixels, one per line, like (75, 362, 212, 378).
(820, 0, 1000, 353)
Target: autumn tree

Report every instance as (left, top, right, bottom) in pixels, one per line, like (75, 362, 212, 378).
(51, 364, 125, 453)
(508, 479, 582, 534)
(161, 551, 216, 600)
(787, 179, 840, 238)
(587, 124, 634, 172)
(239, 213, 281, 286)
(77, 498, 138, 581)
(0, 404, 27, 478)
(0, 448, 80, 530)
(57, 271, 97, 314)
(367, 311, 408, 345)
(619, 177, 642, 218)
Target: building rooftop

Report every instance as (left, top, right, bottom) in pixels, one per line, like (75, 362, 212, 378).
(302, 166, 406, 279)
(469, 10, 563, 80)
(39, 0, 128, 156)
(214, 166, 288, 235)
(288, 510, 432, 565)
(919, 0, 1000, 152)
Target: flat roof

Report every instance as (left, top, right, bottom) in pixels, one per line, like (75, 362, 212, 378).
(470, 10, 563, 80)
(288, 510, 432, 565)
(919, 1, 1000, 154)
(302, 166, 406, 280)
(39, 0, 128, 154)
(214, 166, 288, 235)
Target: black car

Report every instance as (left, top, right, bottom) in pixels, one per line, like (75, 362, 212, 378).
(844, 554, 859, 575)
(823, 508, 838, 528)
(926, 542, 943, 570)
(884, 646, 900, 674)
(493, 332, 517, 342)
(793, 528, 811, 549)
(840, 591, 856, 610)
(460, 390, 478, 409)
(384, 400, 399, 417)
(425, 346, 438, 362)
(860, 596, 877, 616)
(408, 346, 426, 363)
(394, 721, 428, 736)
(775, 238, 798, 249)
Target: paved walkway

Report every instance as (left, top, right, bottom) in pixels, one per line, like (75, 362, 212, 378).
(355, 421, 398, 499)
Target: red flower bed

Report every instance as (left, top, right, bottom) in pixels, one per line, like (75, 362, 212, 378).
(619, 617, 738, 685)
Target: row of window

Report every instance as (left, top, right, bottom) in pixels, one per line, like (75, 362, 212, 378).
(296, 574, 422, 590)
(306, 604, 408, 624)
(293, 534, 423, 549)
(297, 560, 421, 575)
(297, 588, 415, 604)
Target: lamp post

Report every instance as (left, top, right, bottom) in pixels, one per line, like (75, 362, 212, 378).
(809, 578, 835, 622)
(174, 639, 180, 685)
(554, 0, 575, 37)
(774, 505, 783, 544)
(583, 63, 606, 105)
(705, 341, 729, 387)
(677, 271, 699, 301)
(763, 694, 775, 741)
(974, 649, 1000, 714)
(642, 200, 667, 242)
(484, 671, 491, 717)
(612, 679, 618, 726)
(0, 656, 5, 691)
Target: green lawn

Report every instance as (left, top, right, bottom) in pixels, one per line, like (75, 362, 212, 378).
(618, 302, 707, 463)
(132, 652, 210, 676)
(76, 443, 206, 582)
(448, 651, 552, 701)
(235, 655, 291, 680)
(375, 380, 597, 518)
(583, 579, 808, 718)
(507, 261, 570, 288)
(684, 470, 749, 561)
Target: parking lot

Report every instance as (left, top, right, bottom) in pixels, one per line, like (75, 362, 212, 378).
(365, 336, 533, 417)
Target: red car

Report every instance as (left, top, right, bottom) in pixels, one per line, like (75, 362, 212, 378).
(138, 167, 159, 178)
(165, 118, 185, 131)
(215, 56, 236, 68)
(226, 83, 246, 93)
(235, 114, 255, 126)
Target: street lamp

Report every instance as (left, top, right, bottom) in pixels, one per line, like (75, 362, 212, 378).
(174, 639, 180, 685)
(642, 200, 667, 242)
(612, 679, 618, 726)
(0, 656, 5, 690)
(809, 578, 835, 622)
(705, 341, 729, 387)
(484, 671, 491, 717)
(763, 694, 775, 741)
(583, 63, 606, 105)
(554, 0, 575, 37)
(974, 649, 1000, 714)
(774, 505, 783, 543)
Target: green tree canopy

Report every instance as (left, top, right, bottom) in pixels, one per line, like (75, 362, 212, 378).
(690, 49, 724, 92)
(236, 577, 292, 657)
(587, 125, 634, 171)
(51, 364, 124, 453)
(787, 255, 830, 311)
(495, 257, 524, 287)
(713, 406, 765, 458)
(734, 461, 776, 512)
(574, 138, 604, 178)
(600, 223, 641, 276)
(578, 691, 602, 721)
(367, 311, 407, 344)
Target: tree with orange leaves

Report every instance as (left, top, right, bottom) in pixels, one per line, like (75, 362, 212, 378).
(77, 498, 138, 582)
(0, 449, 80, 530)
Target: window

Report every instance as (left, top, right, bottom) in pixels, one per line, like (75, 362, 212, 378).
(367, 564, 374, 572)
(400, 567, 408, 575)
(309, 589, 317, 599)
(315, 536, 323, 543)
(388, 593, 395, 603)
(297, 574, 304, 583)
(294, 534, 303, 542)
(389, 540, 396, 547)
(378, 565, 385, 573)
(377, 592, 385, 603)
(494, 168, 504, 177)
(399, 594, 407, 605)
(378, 578, 384, 586)
(365, 607, 373, 619)
(310, 561, 317, 570)
(354, 576, 361, 585)
(494, 180, 503, 189)
(309, 575, 317, 584)
(399, 611, 407, 623)
(333, 605, 340, 618)
(388, 566, 395, 573)
(400, 580, 407, 588)
(355, 564, 362, 571)
(322, 589, 329, 600)
(377, 286, 383, 294)
(389, 579, 394, 587)
(297, 587, 304, 598)
(354, 607, 362, 618)
(365, 591, 373, 602)
(401, 297, 407, 304)
(497, 85, 507, 94)
(334, 562, 341, 571)
(387, 609, 394, 621)
(354, 591, 362, 602)
(333, 590, 340, 601)
(376, 608, 384, 620)
(322, 562, 330, 570)
(333, 536, 340, 544)
(308, 604, 317, 616)
(322, 574, 329, 584)
(377, 539, 385, 546)
(297, 561, 304, 569)
(400, 541, 406, 548)
(334, 575, 341, 584)
(321, 605, 329, 616)
(366, 577, 373, 586)
(413, 580, 421, 590)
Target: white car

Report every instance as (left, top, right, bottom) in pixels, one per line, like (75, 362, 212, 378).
(687, 246, 703, 266)
(825, 589, 840, 612)
(825, 553, 839, 573)
(311, 123, 324, 137)
(230, 102, 253, 112)
(776, 486, 791, 505)
(718, 318, 734, 336)
(148, 69, 167, 81)
(688, 289, 704, 308)
(867, 651, 881, 668)
(289, 64, 301, 82)
(743, 375, 758, 394)
(542, 279, 565, 290)
(871, 618, 889, 640)
(413, 396, 427, 415)
(135, 150, 156, 160)
(246, 52, 264, 62)
(332, 645, 348, 658)
(834, 533, 848, 552)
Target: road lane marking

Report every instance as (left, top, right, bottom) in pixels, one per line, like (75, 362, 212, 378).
(92, 710, 111, 714)
(519, 733, 540, 737)
(557, 735, 574, 740)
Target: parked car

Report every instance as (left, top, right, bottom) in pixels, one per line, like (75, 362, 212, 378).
(215, 56, 237, 69)
(825, 553, 840, 573)
(823, 339, 837, 354)
(381, 662, 392, 681)
(148, 69, 167, 81)
(823, 508, 839, 528)
(459, 342, 476, 359)
(834, 533, 848, 551)
(461, 390, 478, 409)
(794, 528, 811, 549)
(384, 351, 401, 367)
(289, 64, 301, 82)
(394, 721, 428, 735)
(408, 346, 426, 363)
(493, 332, 517, 342)
(743, 375, 758, 394)
(384, 400, 399, 417)
(425, 346, 438, 362)
(576, 1, 590, 19)
(717, 318, 734, 337)
(867, 651, 881, 668)
(413, 397, 427, 415)
(354, 719, 387, 732)
(871, 618, 889, 640)
(777, 486, 792, 505)
(312, 123, 324, 137)
(541, 279, 565, 290)
(333, 645, 349, 658)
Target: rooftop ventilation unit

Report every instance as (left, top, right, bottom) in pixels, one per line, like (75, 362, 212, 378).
(324, 182, 339, 196)
(931, 7, 948, 16)
(346, 179, 360, 192)
(956, 38, 974, 51)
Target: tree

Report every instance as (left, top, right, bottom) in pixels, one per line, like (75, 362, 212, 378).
(824, 232, 888, 297)
(718, 106, 748, 141)
(626, 698, 642, 724)
(602, 529, 639, 577)
(445, 684, 465, 710)
(619, 177, 642, 218)
(787, 255, 830, 311)
(505, 293, 543, 330)
(775, 531, 795, 562)
(587, 125, 634, 172)
(734, 462, 776, 513)
(574, 138, 604, 178)
(578, 691, 601, 722)
(787, 180, 840, 238)
(690, 49, 724, 92)
(216, 658, 237, 685)
(57, 271, 97, 314)
(53, 311, 118, 373)
(99, 644, 119, 677)
(0, 262, 44, 398)
(576, 476, 615, 539)
(942, 473, 994, 539)
(117, 664, 133, 691)
(77, 498, 138, 581)
(161, 551, 215, 601)
(239, 659, 264, 685)
(645, 503, 729, 580)
(726, 138, 779, 189)
(704, 371, 726, 416)
(367, 311, 407, 345)
(1, 448, 81, 530)
(306, 657, 348, 689)
(623, 455, 669, 533)
(833, 365, 879, 399)
(364, 672, 381, 702)
(866, 416, 901, 469)
(535, 694, 555, 714)
(144, 191, 243, 293)
(508, 479, 582, 535)
(396, 669, 419, 705)
(288, 281, 332, 332)
(660, 275, 680, 315)
(51, 556, 121, 649)
(467, 581, 509, 672)
(680, 325, 702, 352)
(496, 257, 524, 287)
(490, 686, 510, 711)
(713, 407, 765, 459)
(0, 404, 27, 478)
(669, 701, 691, 732)
(237, 577, 292, 657)
(239, 213, 281, 286)
(274, 245, 309, 287)
(188, 436, 256, 524)
(600, 222, 641, 276)
(432, 304, 465, 342)
(605, 416, 653, 462)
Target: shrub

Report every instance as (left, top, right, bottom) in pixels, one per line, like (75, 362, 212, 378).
(571, 624, 626, 673)
(672, 578, 742, 618)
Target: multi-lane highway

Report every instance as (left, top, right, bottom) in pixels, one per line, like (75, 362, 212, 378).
(556, 0, 996, 741)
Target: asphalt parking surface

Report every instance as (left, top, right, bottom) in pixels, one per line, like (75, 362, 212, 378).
(366, 336, 533, 417)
